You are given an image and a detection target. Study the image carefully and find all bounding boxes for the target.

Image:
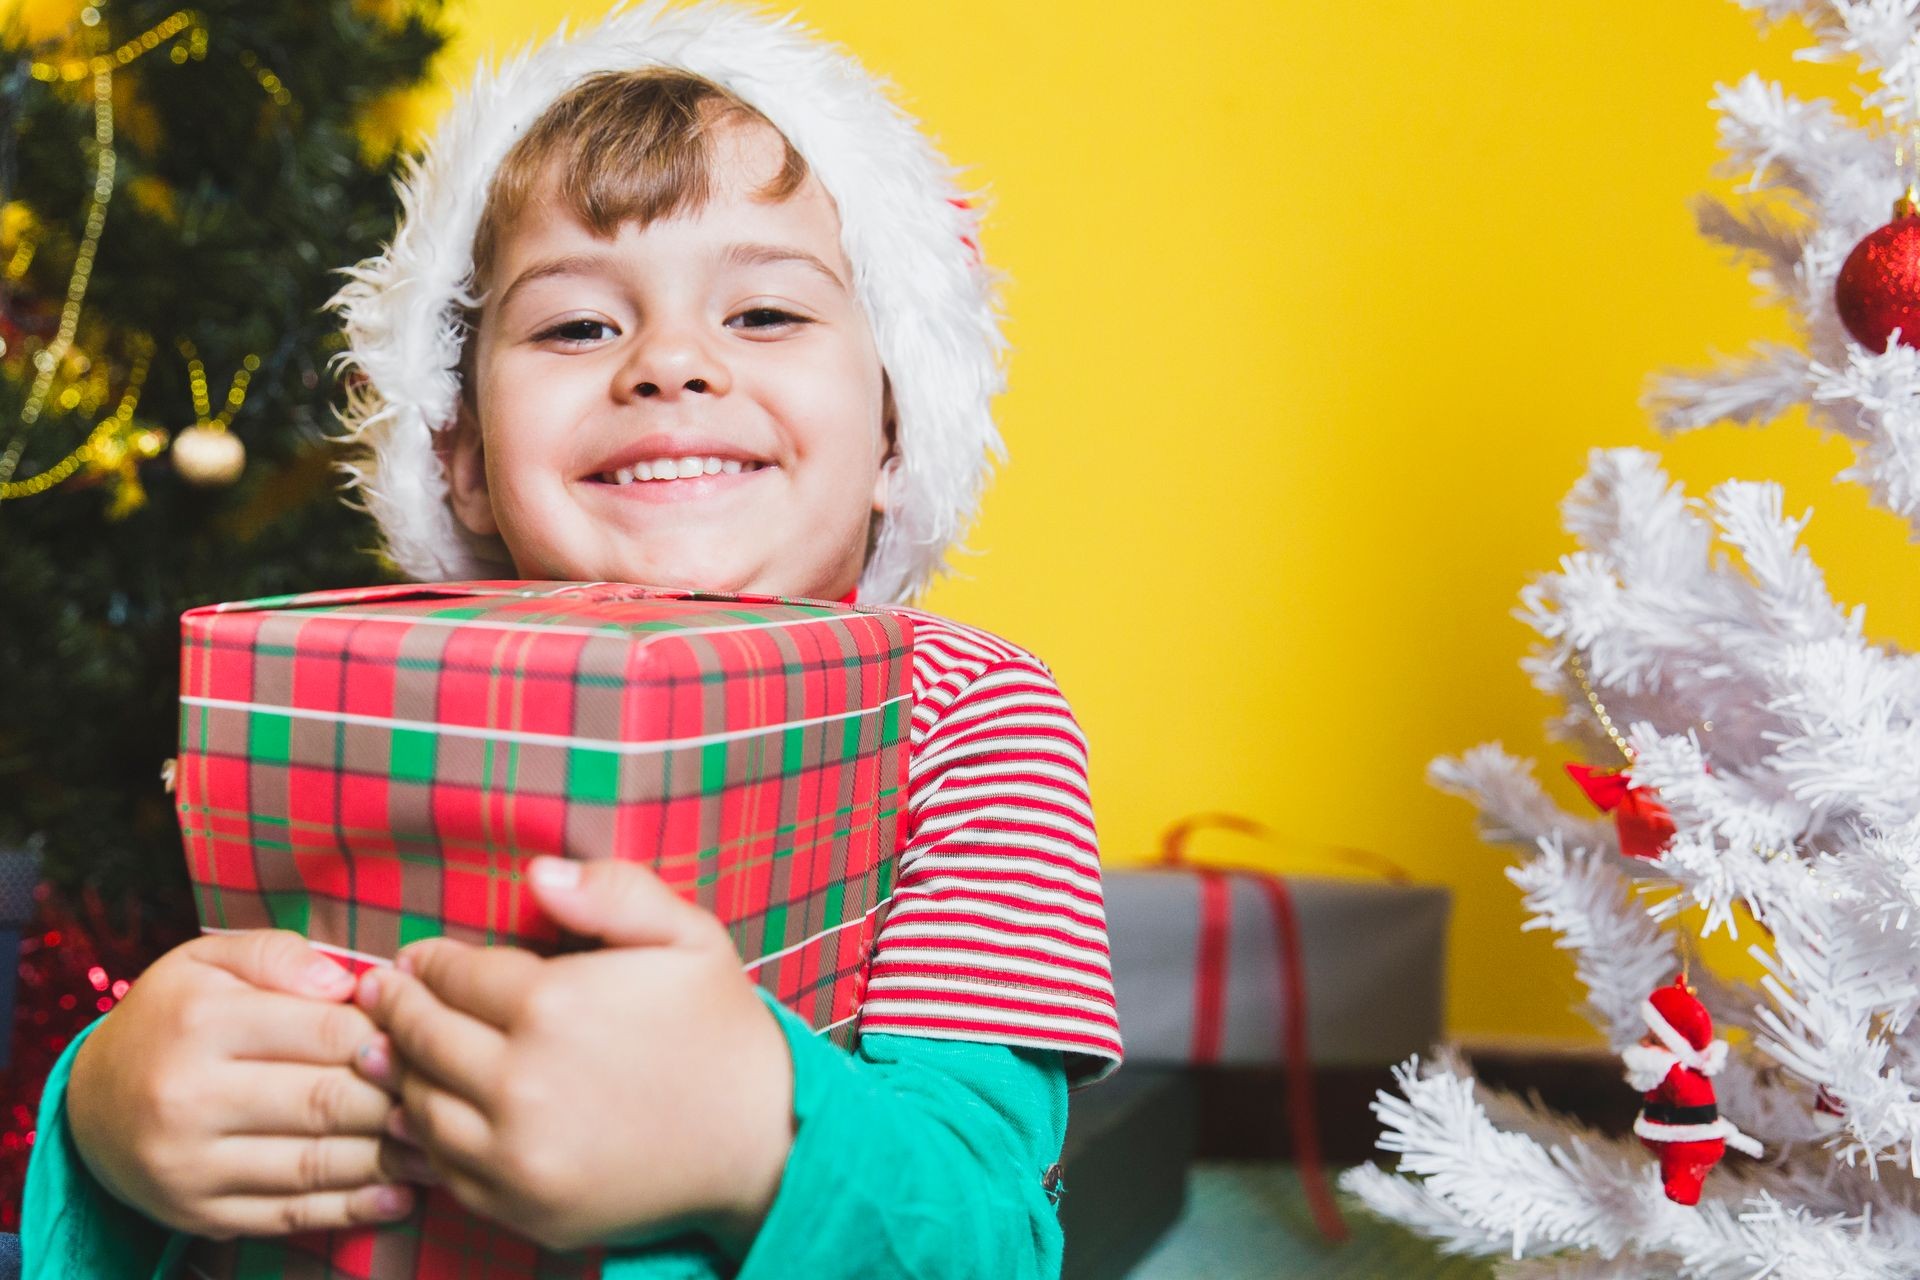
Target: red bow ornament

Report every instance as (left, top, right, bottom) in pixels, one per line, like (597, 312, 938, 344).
(1566, 764, 1676, 860)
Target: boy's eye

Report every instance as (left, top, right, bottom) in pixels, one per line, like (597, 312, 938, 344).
(729, 308, 809, 331)
(536, 319, 616, 344)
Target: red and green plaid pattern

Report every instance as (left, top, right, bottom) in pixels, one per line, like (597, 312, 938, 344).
(171, 580, 913, 1279)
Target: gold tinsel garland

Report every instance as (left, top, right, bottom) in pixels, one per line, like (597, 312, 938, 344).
(0, 5, 288, 512)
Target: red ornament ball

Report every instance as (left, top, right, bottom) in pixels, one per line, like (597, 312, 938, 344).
(1836, 214, 1920, 352)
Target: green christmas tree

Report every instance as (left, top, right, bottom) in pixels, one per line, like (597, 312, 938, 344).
(0, 0, 448, 918)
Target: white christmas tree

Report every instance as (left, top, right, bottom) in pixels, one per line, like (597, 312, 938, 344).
(1343, 3, 1920, 1276)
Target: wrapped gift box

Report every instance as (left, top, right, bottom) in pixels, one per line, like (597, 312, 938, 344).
(171, 580, 912, 1280)
(1106, 869, 1449, 1068)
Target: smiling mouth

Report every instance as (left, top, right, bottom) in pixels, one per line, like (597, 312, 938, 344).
(593, 456, 774, 485)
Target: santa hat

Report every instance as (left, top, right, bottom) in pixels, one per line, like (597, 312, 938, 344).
(1643, 977, 1728, 1076)
(327, 0, 1006, 604)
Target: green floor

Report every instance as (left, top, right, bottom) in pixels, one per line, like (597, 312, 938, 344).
(1128, 1163, 1494, 1280)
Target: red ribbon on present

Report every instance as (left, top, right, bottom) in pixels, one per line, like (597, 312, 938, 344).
(1156, 814, 1411, 1244)
(1565, 764, 1676, 860)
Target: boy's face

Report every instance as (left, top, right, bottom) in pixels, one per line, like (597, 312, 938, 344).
(444, 118, 891, 599)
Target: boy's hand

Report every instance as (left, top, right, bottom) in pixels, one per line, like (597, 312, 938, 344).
(354, 857, 794, 1253)
(67, 930, 417, 1238)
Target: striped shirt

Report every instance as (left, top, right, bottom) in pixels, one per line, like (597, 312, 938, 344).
(854, 608, 1122, 1084)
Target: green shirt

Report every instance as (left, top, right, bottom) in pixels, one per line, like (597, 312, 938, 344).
(21, 991, 1068, 1279)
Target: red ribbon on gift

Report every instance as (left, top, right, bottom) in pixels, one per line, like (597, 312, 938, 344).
(1565, 763, 1676, 860)
(1156, 814, 1410, 1244)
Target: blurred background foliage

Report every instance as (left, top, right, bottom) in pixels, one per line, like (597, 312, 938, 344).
(0, 0, 447, 921)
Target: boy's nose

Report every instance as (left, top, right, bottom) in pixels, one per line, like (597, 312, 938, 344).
(617, 328, 730, 402)
(637, 377, 709, 397)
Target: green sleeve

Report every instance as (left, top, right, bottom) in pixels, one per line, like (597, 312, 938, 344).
(24, 997, 1068, 1280)
(604, 990, 1069, 1279)
(738, 1016, 1067, 1279)
(20, 1016, 187, 1280)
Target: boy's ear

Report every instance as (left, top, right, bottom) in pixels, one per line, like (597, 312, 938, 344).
(439, 396, 500, 538)
(870, 374, 898, 516)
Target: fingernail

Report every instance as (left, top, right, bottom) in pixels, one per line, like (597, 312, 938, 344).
(396, 947, 418, 975)
(529, 856, 581, 890)
(303, 957, 353, 995)
(356, 1036, 392, 1085)
(371, 1184, 414, 1219)
(387, 1108, 416, 1144)
(355, 972, 381, 1007)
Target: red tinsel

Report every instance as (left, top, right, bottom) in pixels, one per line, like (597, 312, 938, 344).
(0, 886, 167, 1229)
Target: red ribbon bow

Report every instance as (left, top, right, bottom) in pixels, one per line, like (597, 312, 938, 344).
(1154, 814, 1408, 1245)
(1566, 764, 1676, 860)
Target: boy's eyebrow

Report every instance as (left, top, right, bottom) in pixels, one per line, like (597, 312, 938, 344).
(724, 242, 847, 291)
(494, 243, 848, 313)
(495, 253, 618, 313)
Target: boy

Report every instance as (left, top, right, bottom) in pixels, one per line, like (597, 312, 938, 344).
(24, 4, 1120, 1275)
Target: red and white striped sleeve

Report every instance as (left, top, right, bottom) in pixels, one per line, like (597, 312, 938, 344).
(855, 610, 1122, 1085)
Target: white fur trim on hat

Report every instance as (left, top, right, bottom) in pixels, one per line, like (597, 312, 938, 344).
(328, 0, 1007, 603)
(1642, 999, 1729, 1077)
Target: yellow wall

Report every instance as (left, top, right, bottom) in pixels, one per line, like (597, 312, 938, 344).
(38, 0, 1911, 1043)
(388, 2, 1920, 1044)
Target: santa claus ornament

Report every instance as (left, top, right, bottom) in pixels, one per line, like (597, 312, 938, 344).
(1623, 977, 1763, 1205)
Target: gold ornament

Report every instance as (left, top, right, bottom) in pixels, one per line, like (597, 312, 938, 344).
(166, 341, 256, 487)
(171, 422, 244, 486)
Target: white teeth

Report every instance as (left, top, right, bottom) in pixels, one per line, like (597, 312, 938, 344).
(606, 455, 764, 483)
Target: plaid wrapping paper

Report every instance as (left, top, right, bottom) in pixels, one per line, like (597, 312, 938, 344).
(170, 580, 914, 1280)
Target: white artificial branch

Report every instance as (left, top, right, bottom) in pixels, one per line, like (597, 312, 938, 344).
(1375, 5, 1920, 1271)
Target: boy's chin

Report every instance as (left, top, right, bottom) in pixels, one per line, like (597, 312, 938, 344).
(509, 538, 847, 598)
(549, 556, 760, 595)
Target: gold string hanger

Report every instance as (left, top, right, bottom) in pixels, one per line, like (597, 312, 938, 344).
(1888, 50, 1920, 218)
(169, 339, 258, 488)
(177, 338, 259, 431)
(1567, 650, 1637, 766)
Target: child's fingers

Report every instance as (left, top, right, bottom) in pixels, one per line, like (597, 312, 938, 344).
(216, 989, 382, 1066)
(355, 967, 504, 1102)
(525, 855, 720, 949)
(377, 1136, 442, 1187)
(434, 1167, 506, 1225)
(393, 937, 544, 1029)
(218, 1062, 394, 1137)
(186, 930, 358, 1001)
(397, 1073, 495, 1174)
(197, 1183, 416, 1237)
(205, 1134, 389, 1196)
